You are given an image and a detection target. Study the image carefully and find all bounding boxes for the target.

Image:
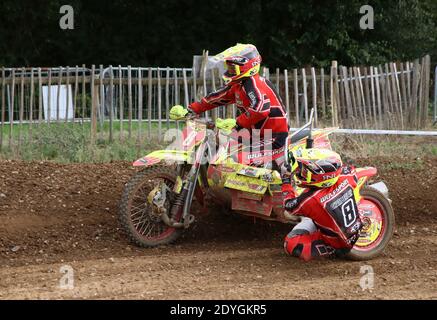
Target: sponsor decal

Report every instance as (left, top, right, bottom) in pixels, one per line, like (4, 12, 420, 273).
(248, 92, 257, 106)
(323, 173, 336, 180)
(217, 165, 235, 173)
(320, 179, 349, 203)
(239, 168, 258, 177)
(248, 184, 265, 191)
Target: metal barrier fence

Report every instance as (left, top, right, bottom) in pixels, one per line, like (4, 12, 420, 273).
(0, 55, 434, 148)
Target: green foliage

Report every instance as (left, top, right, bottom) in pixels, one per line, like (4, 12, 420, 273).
(0, 0, 435, 69)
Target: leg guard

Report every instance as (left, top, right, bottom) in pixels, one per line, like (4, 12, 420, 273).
(284, 221, 336, 261)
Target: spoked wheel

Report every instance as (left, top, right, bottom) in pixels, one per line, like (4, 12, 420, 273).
(119, 166, 183, 247)
(346, 186, 395, 260)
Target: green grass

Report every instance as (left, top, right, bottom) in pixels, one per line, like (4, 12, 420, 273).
(0, 121, 436, 163)
(0, 122, 169, 163)
(331, 134, 437, 160)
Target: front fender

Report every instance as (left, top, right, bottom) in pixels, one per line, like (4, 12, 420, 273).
(133, 150, 193, 167)
(354, 167, 378, 202)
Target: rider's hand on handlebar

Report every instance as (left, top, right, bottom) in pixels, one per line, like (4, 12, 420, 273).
(216, 118, 237, 135)
(169, 105, 198, 120)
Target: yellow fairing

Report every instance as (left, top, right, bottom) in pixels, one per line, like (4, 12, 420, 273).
(133, 150, 193, 167)
(212, 157, 281, 195)
(354, 176, 368, 202)
(224, 173, 268, 195)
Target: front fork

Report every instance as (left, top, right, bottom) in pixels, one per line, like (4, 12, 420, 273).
(161, 142, 209, 229)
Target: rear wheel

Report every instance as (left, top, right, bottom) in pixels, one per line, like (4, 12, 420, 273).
(346, 186, 395, 260)
(119, 166, 183, 247)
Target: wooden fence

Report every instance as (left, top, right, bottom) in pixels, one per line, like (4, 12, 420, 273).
(0, 55, 432, 148)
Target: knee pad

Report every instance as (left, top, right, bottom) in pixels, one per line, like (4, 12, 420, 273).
(284, 230, 335, 261)
(284, 229, 312, 261)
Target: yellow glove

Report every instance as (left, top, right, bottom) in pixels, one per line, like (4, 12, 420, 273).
(169, 105, 189, 120)
(216, 118, 237, 134)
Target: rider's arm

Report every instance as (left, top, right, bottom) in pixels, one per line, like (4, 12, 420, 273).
(284, 188, 317, 215)
(236, 77, 270, 128)
(189, 86, 235, 114)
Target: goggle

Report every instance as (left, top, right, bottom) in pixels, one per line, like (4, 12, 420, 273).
(225, 62, 240, 77)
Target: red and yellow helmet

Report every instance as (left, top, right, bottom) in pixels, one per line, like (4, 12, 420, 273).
(215, 44, 262, 85)
(293, 149, 343, 188)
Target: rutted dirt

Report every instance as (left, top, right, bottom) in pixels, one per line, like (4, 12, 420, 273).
(0, 157, 436, 299)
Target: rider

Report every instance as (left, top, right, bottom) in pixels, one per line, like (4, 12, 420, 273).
(185, 43, 293, 198)
(283, 149, 363, 261)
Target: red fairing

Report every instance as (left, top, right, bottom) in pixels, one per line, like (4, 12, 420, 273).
(356, 167, 377, 180)
(189, 74, 289, 135)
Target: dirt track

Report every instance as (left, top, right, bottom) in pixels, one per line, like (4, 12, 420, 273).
(0, 157, 436, 299)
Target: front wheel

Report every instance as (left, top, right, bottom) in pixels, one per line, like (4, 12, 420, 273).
(119, 166, 183, 247)
(346, 186, 395, 260)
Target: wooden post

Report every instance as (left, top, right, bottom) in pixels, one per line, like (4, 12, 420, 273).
(369, 67, 377, 128)
(157, 69, 162, 141)
(356, 67, 368, 127)
(311, 67, 317, 125)
(284, 69, 290, 121)
(19, 68, 24, 145)
(9, 69, 15, 146)
(348, 67, 357, 120)
(91, 65, 97, 144)
(81, 64, 86, 125)
(406, 62, 412, 105)
(138, 68, 143, 144)
(183, 68, 190, 107)
(38, 68, 42, 125)
(399, 63, 408, 120)
(409, 60, 420, 128)
(73, 66, 79, 123)
(65, 66, 70, 123)
(148, 68, 153, 139)
(47, 69, 51, 125)
(174, 68, 180, 106)
(202, 51, 209, 119)
(374, 67, 383, 129)
(363, 67, 372, 125)
(293, 69, 299, 126)
(165, 67, 170, 129)
(422, 55, 431, 126)
(119, 66, 124, 141)
(330, 61, 338, 127)
(341, 67, 352, 120)
(98, 65, 104, 132)
(302, 68, 308, 122)
(109, 65, 114, 142)
(320, 68, 326, 117)
(1, 68, 5, 149)
(127, 66, 133, 139)
(56, 67, 62, 122)
(391, 63, 404, 129)
(192, 63, 197, 103)
(384, 64, 394, 115)
(276, 68, 280, 91)
(29, 68, 34, 141)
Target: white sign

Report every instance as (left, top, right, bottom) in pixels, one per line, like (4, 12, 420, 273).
(42, 85, 74, 121)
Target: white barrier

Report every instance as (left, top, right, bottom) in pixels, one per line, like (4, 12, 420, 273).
(290, 128, 437, 136)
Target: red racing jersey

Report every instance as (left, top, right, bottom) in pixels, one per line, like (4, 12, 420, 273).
(285, 167, 362, 249)
(189, 74, 289, 135)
